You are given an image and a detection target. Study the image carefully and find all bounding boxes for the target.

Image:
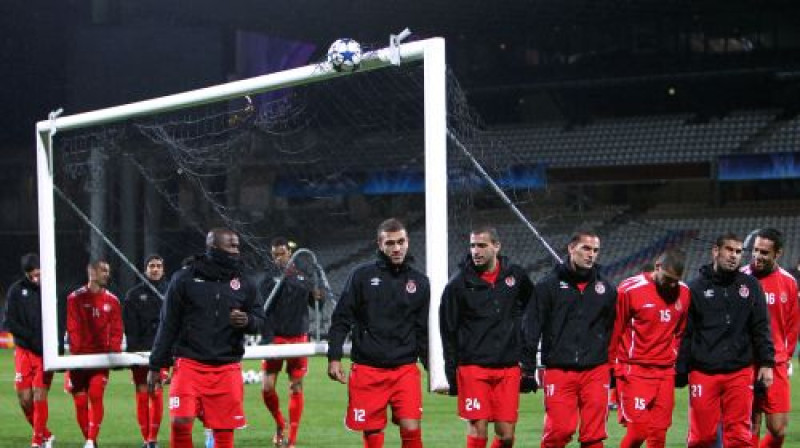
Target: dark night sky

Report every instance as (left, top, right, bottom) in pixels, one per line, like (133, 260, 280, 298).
(2, 2, 73, 146)
(5, 0, 800, 150)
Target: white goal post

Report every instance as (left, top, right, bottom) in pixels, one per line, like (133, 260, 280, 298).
(35, 37, 450, 391)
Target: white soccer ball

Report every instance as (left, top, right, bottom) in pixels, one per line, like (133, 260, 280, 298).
(242, 369, 261, 385)
(327, 38, 362, 72)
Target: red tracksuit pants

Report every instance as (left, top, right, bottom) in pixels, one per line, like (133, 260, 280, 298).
(687, 368, 754, 448)
(541, 365, 609, 447)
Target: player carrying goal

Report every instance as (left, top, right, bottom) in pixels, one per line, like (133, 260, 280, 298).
(260, 236, 325, 448)
(327, 218, 429, 448)
(147, 228, 266, 448)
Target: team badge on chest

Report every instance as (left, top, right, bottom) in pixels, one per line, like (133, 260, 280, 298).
(595, 282, 606, 294)
(230, 278, 241, 291)
(739, 284, 749, 298)
(505, 276, 516, 287)
(103, 303, 111, 312)
(406, 280, 417, 294)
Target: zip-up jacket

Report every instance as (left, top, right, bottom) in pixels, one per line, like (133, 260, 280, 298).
(677, 264, 775, 374)
(608, 272, 691, 371)
(149, 256, 265, 369)
(262, 267, 317, 339)
(66, 286, 123, 354)
(440, 255, 533, 387)
(523, 262, 616, 370)
(327, 252, 429, 368)
(4, 276, 44, 354)
(123, 280, 166, 352)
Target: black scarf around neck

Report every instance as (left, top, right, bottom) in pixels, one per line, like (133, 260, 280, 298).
(194, 248, 243, 281)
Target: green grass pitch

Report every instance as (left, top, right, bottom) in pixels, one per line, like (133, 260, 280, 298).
(1, 350, 799, 447)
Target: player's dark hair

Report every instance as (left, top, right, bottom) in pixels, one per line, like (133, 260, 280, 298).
(144, 254, 163, 267)
(568, 229, 599, 248)
(656, 249, 686, 277)
(87, 258, 109, 269)
(755, 228, 784, 252)
(376, 218, 405, 239)
(21, 253, 39, 273)
(271, 236, 299, 251)
(470, 225, 500, 244)
(206, 227, 236, 248)
(714, 232, 742, 248)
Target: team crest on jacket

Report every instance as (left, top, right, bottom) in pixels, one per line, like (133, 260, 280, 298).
(675, 301, 682, 311)
(595, 282, 606, 294)
(406, 280, 417, 294)
(103, 303, 111, 312)
(230, 278, 241, 291)
(505, 276, 516, 287)
(739, 284, 749, 298)
(780, 292, 788, 303)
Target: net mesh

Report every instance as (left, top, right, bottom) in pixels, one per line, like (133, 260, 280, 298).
(51, 56, 570, 346)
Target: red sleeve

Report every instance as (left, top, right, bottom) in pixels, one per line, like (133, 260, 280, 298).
(109, 294, 124, 352)
(786, 279, 799, 360)
(608, 287, 629, 367)
(66, 292, 82, 354)
(674, 287, 691, 351)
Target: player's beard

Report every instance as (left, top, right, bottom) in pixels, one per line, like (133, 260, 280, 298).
(656, 283, 680, 303)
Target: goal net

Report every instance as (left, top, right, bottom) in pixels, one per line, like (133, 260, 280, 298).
(36, 37, 555, 391)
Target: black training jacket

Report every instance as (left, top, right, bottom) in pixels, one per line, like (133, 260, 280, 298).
(440, 255, 533, 386)
(523, 262, 617, 370)
(327, 252, 429, 368)
(677, 264, 774, 374)
(149, 258, 265, 369)
(262, 268, 318, 339)
(4, 276, 44, 354)
(123, 280, 167, 352)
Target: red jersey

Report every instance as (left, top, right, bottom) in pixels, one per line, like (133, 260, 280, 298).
(609, 272, 691, 370)
(66, 285, 123, 354)
(742, 265, 799, 363)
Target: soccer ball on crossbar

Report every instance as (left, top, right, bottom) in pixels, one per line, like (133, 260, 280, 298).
(327, 38, 362, 72)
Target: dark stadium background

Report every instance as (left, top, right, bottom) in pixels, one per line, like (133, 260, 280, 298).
(2, 0, 800, 311)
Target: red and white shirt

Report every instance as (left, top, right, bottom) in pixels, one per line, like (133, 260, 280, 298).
(66, 285, 123, 354)
(609, 272, 691, 372)
(742, 265, 799, 363)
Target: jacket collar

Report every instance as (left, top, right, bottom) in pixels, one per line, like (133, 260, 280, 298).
(555, 259, 600, 285)
(462, 253, 508, 284)
(699, 263, 738, 285)
(375, 250, 414, 273)
(21, 276, 39, 292)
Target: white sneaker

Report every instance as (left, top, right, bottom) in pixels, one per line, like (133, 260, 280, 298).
(204, 429, 214, 448)
(83, 440, 95, 448)
(43, 435, 55, 448)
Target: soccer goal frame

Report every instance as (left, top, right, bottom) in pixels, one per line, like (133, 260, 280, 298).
(35, 37, 449, 390)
